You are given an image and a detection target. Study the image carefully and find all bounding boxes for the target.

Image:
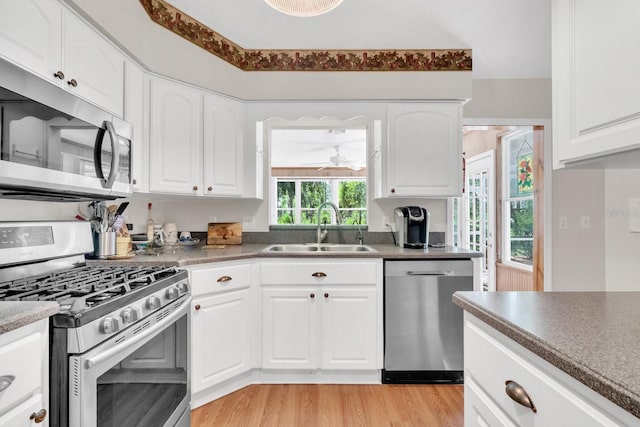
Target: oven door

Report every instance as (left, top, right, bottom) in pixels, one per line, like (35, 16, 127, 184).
(69, 296, 191, 427)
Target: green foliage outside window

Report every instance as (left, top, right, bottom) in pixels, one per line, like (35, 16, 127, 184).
(275, 179, 366, 225)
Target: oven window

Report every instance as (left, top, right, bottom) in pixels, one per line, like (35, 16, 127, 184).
(96, 315, 188, 427)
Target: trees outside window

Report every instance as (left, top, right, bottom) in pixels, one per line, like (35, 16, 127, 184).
(274, 178, 366, 225)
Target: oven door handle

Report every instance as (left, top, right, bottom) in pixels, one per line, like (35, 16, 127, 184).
(84, 297, 190, 370)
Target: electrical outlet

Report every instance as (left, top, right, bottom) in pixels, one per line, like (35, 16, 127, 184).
(559, 216, 567, 230)
(242, 216, 256, 230)
(581, 215, 590, 230)
(382, 216, 391, 229)
(208, 216, 217, 223)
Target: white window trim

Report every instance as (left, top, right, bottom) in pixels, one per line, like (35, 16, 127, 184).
(501, 129, 534, 272)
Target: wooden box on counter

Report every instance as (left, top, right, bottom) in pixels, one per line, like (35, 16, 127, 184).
(207, 223, 242, 245)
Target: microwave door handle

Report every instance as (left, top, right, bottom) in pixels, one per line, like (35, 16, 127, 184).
(93, 121, 120, 189)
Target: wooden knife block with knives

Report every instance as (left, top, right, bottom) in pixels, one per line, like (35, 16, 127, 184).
(207, 222, 242, 245)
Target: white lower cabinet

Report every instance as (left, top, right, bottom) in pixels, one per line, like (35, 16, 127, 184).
(192, 289, 252, 391)
(464, 313, 639, 427)
(261, 260, 382, 371)
(186, 262, 254, 403)
(0, 319, 49, 426)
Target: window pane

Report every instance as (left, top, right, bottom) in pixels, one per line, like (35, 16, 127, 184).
(277, 181, 296, 209)
(301, 181, 331, 208)
(508, 133, 534, 198)
(338, 180, 366, 208)
(339, 210, 367, 225)
(277, 210, 295, 224)
(509, 199, 533, 265)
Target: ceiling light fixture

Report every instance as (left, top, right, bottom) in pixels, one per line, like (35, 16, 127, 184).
(265, 0, 343, 17)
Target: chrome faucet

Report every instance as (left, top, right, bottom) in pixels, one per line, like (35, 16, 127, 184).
(316, 202, 340, 245)
(355, 221, 363, 245)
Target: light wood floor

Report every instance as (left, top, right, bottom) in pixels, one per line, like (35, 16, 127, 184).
(191, 384, 464, 426)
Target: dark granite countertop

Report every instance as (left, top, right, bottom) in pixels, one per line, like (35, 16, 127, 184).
(90, 243, 481, 267)
(453, 291, 640, 419)
(0, 301, 60, 335)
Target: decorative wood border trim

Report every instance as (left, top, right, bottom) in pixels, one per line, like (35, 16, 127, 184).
(140, 0, 472, 72)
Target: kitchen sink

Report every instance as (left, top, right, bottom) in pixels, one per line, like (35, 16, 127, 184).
(263, 244, 376, 253)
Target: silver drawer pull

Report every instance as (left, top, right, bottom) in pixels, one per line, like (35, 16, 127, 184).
(505, 380, 537, 413)
(0, 375, 15, 392)
(217, 275, 232, 283)
(406, 271, 452, 276)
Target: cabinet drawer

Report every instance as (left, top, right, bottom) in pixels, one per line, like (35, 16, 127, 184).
(188, 263, 251, 296)
(261, 262, 378, 285)
(0, 332, 42, 416)
(465, 317, 627, 426)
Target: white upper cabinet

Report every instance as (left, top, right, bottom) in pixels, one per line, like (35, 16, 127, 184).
(0, 0, 62, 82)
(0, 0, 124, 117)
(384, 103, 463, 197)
(553, 0, 640, 165)
(62, 10, 124, 118)
(124, 60, 147, 193)
(203, 94, 244, 196)
(148, 76, 246, 197)
(149, 78, 204, 195)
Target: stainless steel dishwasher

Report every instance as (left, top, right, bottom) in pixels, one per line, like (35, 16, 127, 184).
(383, 259, 473, 384)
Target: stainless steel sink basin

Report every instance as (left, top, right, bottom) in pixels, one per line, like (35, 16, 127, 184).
(263, 244, 375, 253)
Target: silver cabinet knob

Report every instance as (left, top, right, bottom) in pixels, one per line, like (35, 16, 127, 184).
(30, 408, 47, 423)
(100, 317, 120, 334)
(67, 78, 78, 87)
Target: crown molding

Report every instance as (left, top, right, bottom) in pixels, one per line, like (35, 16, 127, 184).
(139, 0, 473, 72)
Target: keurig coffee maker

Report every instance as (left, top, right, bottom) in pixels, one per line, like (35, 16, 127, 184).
(394, 206, 430, 249)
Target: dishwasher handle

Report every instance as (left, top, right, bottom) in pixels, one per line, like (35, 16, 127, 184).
(406, 271, 453, 276)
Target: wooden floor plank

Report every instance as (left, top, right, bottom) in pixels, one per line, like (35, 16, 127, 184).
(191, 384, 464, 426)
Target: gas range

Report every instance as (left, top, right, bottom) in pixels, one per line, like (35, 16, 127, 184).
(0, 221, 192, 427)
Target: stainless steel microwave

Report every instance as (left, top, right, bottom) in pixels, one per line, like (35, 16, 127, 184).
(0, 57, 132, 201)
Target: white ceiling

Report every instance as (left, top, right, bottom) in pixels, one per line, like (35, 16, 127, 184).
(166, 0, 551, 80)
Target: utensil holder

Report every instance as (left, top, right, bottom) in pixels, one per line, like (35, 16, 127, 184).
(92, 231, 116, 258)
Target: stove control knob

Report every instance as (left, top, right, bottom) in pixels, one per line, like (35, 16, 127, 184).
(146, 296, 161, 310)
(177, 282, 190, 294)
(165, 286, 179, 300)
(100, 317, 120, 334)
(120, 307, 140, 324)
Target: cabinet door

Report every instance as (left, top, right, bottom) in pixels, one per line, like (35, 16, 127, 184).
(386, 103, 462, 197)
(125, 60, 147, 193)
(62, 10, 124, 116)
(203, 94, 243, 196)
(262, 288, 317, 369)
(149, 78, 203, 195)
(554, 0, 640, 163)
(320, 287, 378, 370)
(192, 290, 251, 393)
(0, 0, 62, 85)
(0, 394, 46, 427)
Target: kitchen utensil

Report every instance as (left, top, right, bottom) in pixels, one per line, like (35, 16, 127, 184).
(90, 231, 116, 258)
(179, 231, 192, 241)
(115, 201, 129, 216)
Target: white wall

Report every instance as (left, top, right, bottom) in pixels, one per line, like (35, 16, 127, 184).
(551, 169, 606, 290)
(603, 169, 640, 291)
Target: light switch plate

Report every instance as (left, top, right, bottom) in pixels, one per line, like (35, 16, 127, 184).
(559, 216, 568, 230)
(581, 216, 590, 229)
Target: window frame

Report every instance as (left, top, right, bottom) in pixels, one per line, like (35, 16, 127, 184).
(501, 129, 534, 272)
(272, 177, 367, 225)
